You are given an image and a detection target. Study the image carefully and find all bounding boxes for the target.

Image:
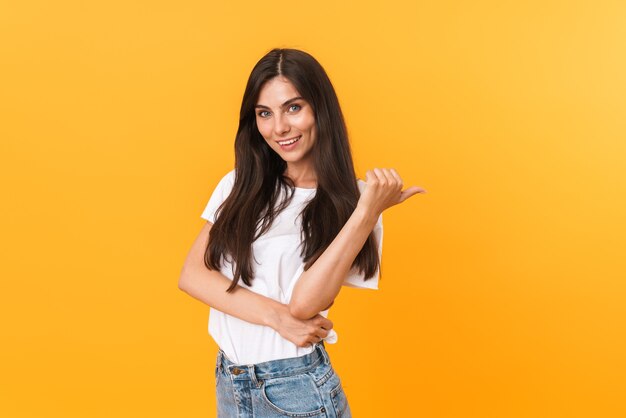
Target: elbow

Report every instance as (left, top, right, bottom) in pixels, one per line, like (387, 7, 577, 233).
(289, 298, 332, 320)
(288, 289, 336, 319)
(178, 277, 187, 292)
(178, 266, 192, 292)
(289, 305, 312, 321)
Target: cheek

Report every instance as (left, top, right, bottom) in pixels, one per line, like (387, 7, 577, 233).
(308, 120, 317, 139)
(296, 114, 316, 134)
(256, 120, 271, 140)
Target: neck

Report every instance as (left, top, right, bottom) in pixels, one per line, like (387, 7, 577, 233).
(285, 160, 317, 189)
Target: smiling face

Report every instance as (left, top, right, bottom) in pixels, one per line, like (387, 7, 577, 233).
(255, 76, 317, 174)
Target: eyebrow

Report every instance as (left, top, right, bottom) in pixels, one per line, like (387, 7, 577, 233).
(255, 96, 304, 109)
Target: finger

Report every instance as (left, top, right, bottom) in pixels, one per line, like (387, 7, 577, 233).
(389, 168, 403, 189)
(318, 317, 333, 330)
(316, 328, 330, 339)
(312, 314, 332, 329)
(372, 168, 386, 185)
(399, 186, 427, 202)
(380, 168, 396, 186)
(382, 168, 402, 192)
(307, 335, 323, 347)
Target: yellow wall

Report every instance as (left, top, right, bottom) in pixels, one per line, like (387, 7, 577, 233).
(1, 1, 625, 417)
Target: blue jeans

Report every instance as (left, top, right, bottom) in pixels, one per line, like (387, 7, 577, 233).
(215, 341, 352, 417)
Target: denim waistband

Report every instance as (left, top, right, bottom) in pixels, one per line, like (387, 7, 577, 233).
(217, 341, 329, 382)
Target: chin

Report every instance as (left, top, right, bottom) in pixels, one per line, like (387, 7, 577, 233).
(281, 155, 303, 163)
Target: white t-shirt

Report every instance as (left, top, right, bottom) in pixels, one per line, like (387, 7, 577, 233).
(200, 169, 383, 365)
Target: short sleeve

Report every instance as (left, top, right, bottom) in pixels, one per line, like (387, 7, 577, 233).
(200, 169, 236, 223)
(342, 179, 384, 290)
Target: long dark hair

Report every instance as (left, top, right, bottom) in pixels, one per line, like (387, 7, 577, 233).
(204, 48, 380, 292)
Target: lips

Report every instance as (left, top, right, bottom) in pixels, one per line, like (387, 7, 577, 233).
(276, 135, 301, 145)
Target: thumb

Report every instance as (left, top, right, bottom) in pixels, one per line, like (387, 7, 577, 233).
(399, 186, 427, 202)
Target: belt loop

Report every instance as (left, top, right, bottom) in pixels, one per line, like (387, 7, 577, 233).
(247, 365, 261, 388)
(317, 342, 330, 365)
(217, 350, 223, 373)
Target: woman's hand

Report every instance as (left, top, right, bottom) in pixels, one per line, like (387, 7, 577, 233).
(357, 168, 426, 217)
(270, 304, 333, 348)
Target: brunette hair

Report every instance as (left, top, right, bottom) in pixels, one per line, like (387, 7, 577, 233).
(204, 48, 380, 292)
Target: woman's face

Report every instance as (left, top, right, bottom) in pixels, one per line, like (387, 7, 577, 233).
(255, 76, 317, 168)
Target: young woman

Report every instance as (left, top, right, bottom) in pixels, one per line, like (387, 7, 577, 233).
(179, 48, 425, 417)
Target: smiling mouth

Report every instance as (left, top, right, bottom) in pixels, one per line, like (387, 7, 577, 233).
(276, 136, 301, 146)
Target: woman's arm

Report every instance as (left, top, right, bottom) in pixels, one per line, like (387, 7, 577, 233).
(179, 221, 333, 347)
(288, 168, 425, 319)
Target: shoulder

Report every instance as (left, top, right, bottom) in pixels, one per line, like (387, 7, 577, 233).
(208, 168, 236, 199)
(222, 168, 236, 183)
(215, 168, 236, 190)
(200, 169, 236, 223)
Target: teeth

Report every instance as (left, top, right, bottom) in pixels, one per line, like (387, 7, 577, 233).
(278, 136, 300, 145)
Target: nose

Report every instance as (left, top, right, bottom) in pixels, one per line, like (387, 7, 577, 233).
(273, 113, 290, 136)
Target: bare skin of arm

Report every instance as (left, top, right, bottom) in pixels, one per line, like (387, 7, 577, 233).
(178, 221, 333, 348)
(288, 168, 426, 320)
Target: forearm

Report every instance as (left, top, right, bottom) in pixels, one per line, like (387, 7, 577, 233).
(179, 264, 283, 330)
(289, 205, 379, 319)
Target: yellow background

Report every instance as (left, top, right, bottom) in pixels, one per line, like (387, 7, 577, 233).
(1, 1, 625, 417)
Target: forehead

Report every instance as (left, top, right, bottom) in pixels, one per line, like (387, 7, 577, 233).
(256, 76, 301, 105)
